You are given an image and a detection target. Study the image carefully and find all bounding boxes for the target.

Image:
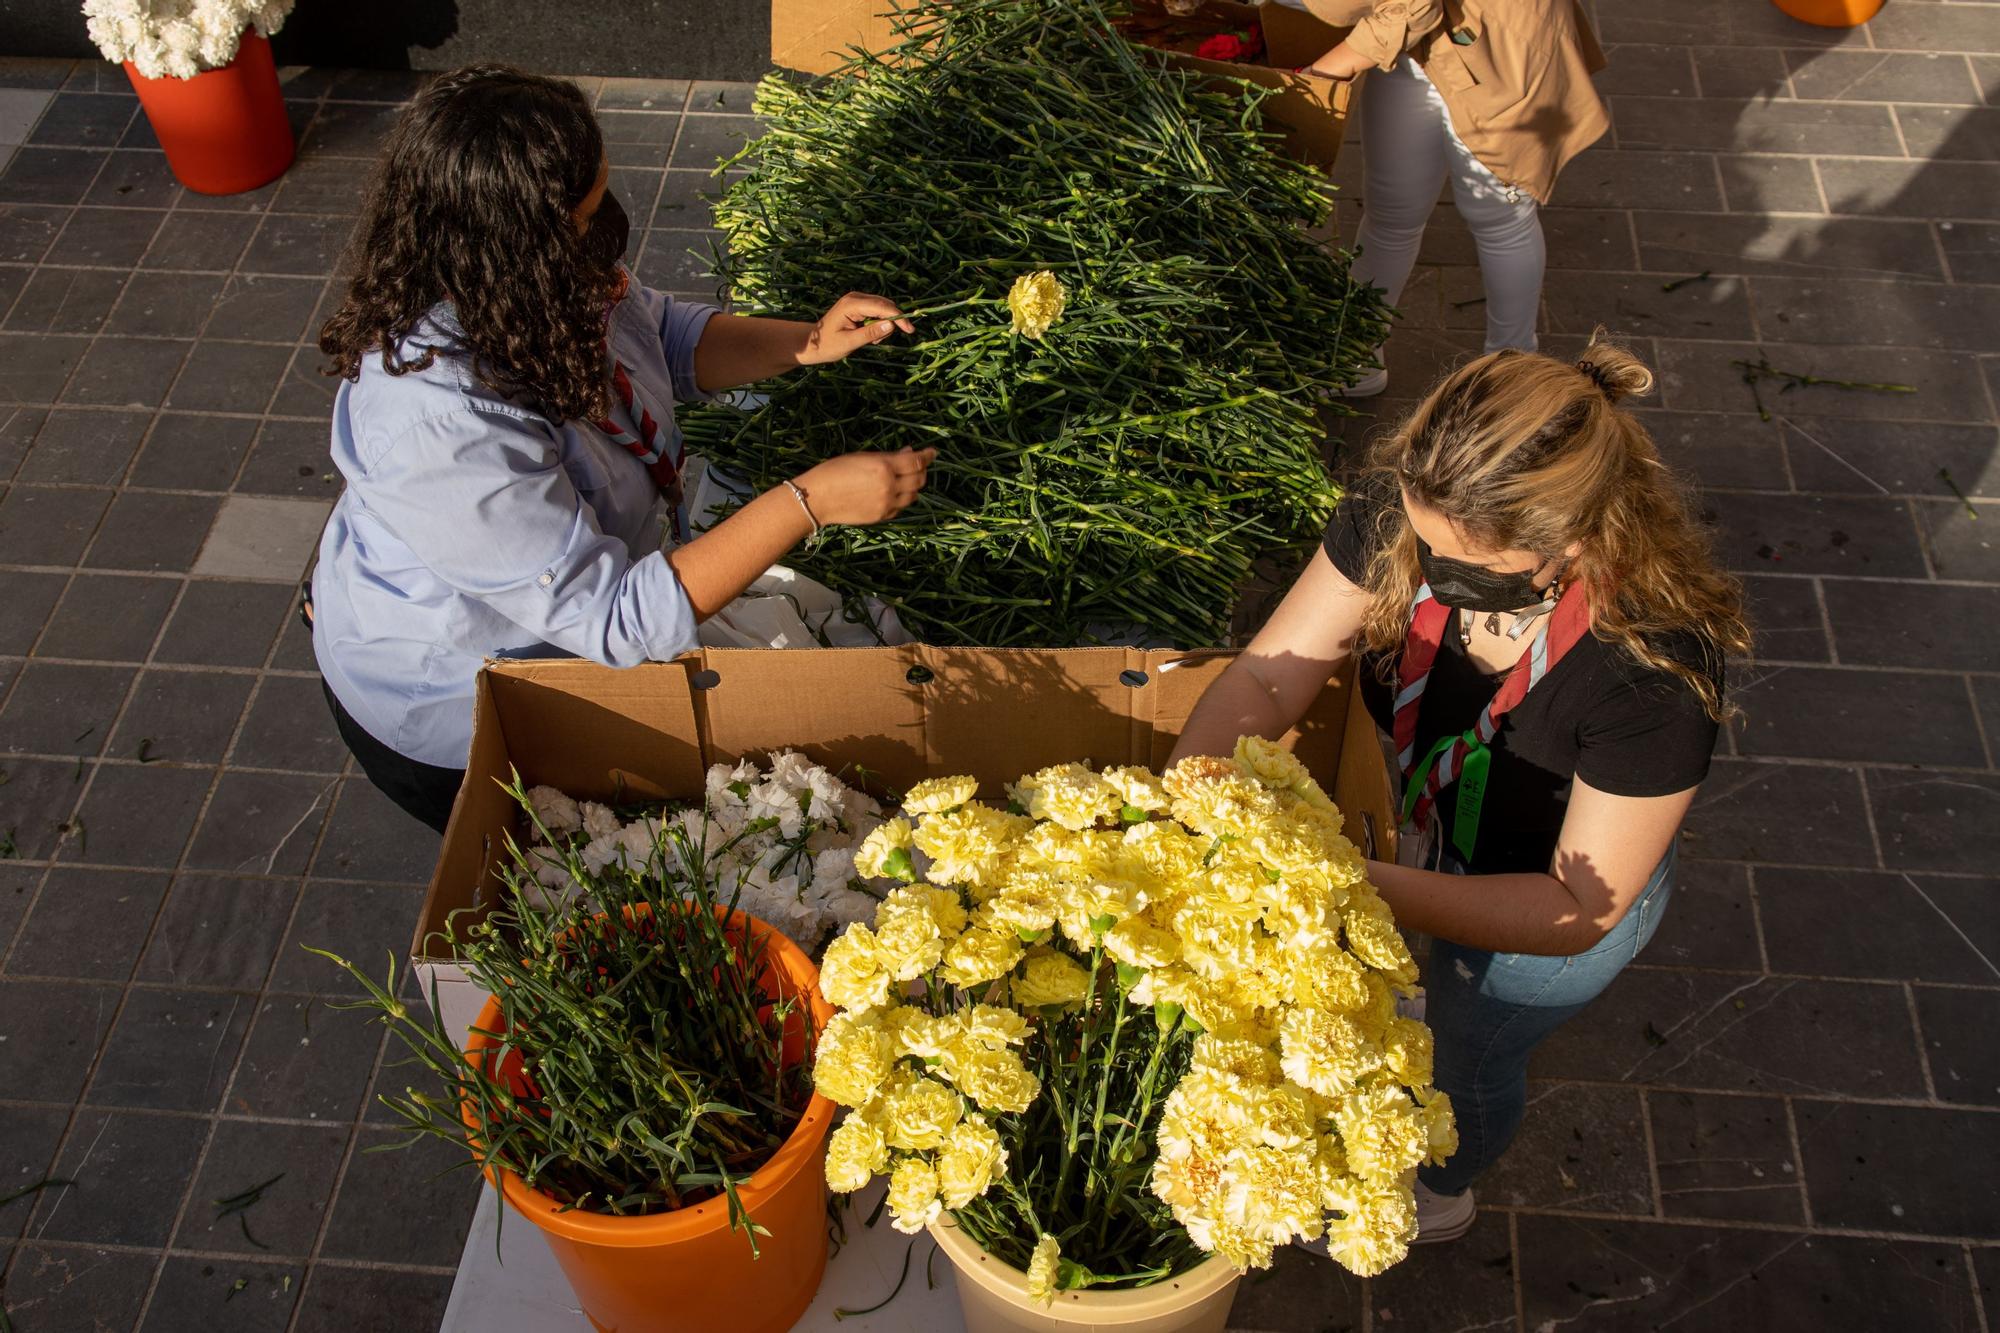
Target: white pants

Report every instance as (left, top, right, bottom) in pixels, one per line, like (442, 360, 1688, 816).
(1353, 57, 1545, 353)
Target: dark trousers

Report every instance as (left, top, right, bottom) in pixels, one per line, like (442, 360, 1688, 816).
(321, 680, 464, 835)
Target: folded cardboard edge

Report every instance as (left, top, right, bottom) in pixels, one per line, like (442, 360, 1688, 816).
(415, 647, 1396, 970)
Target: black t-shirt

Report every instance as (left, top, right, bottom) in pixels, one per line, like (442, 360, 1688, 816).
(1324, 482, 1722, 875)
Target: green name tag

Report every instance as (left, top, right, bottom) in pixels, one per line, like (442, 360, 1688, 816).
(1451, 742, 1490, 863)
(1451, 26, 1476, 45)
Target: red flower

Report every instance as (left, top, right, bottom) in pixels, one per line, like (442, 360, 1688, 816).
(1197, 31, 1245, 60)
(1197, 23, 1263, 62)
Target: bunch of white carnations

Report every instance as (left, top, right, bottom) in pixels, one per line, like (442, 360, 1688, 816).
(520, 751, 886, 952)
(82, 0, 293, 80)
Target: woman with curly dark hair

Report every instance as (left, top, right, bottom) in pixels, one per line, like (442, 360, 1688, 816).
(312, 66, 931, 832)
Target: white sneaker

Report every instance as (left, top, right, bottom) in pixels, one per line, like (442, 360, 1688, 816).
(1413, 1180, 1476, 1244)
(1340, 365, 1388, 399)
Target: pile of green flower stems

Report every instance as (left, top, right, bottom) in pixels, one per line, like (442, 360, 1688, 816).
(679, 0, 1390, 647)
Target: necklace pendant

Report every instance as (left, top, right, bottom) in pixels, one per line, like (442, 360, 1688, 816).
(1484, 611, 1501, 636)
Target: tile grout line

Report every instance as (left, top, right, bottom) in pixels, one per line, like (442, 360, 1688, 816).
(7, 1230, 460, 1275)
(1965, 675, 1997, 771)
(1743, 865, 1775, 976)
(1903, 981, 1942, 1105)
(1853, 762, 1889, 871)
(1638, 1088, 1665, 1221)
(1779, 1097, 1816, 1230)
(1809, 577, 1841, 667)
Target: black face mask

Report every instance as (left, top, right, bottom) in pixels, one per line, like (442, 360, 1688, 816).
(580, 189, 629, 277)
(1416, 536, 1553, 613)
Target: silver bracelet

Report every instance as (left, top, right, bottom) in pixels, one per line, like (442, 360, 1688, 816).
(783, 479, 822, 546)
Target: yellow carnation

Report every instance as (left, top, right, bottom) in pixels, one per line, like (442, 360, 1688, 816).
(1343, 911, 1418, 987)
(824, 1115, 888, 1192)
(1381, 1015, 1434, 1087)
(939, 1043, 1041, 1113)
(1321, 1174, 1416, 1276)
(883, 1005, 955, 1061)
(1101, 764, 1169, 815)
(1233, 734, 1334, 811)
(1007, 271, 1066, 340)
(854, 817, 915, 881)
(1190, 1034, 1282, 1085)
(1162, 754, 1278, 837)
(1288, 943, 1370, 1013)
(1416, 1086, 1458, 1167)
(939, 927, 1026, 988)
(1024, 762, 1120, 831)
(819, 925, 896, 1012)
(1253, 1082, 1318, 1151)
(1011, 946, 1092, 1009)
(881, 1074, 964, 1151)
(1118, 819, 1204, 884)
(886, 1158, 943, 1234)
(1103, 915, 1180, 970)
(1279, 1006, 1383, 1097)
(1234, 1142, 1325, 1247)
(961, 1003, 1030, 1048)
(936, 1113, 1007, 1208)
(1025, 1233, 1061, 1304)
(914, 803, 1024, 889)
(813, 1011, 894, 1108)
(979, 878, 1063, 938)
(904, 774, 979, 815)
(1334, 1084, 1429, 1184)
(1054, 878, 1135, 948)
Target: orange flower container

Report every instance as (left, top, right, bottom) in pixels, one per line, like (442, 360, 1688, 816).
(461, 909, 835, 1333)
(123, 29, 295, 195)
(1769, 0, 1883, 27)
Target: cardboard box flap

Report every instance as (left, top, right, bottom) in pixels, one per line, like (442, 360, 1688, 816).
(418, 649, 1398, 969)
(696, 644, 929, 788)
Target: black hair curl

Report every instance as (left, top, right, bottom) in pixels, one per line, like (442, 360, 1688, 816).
(319, 66, 613, 423)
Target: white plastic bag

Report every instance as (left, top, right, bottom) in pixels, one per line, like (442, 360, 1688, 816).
(681, 454, 910, 649)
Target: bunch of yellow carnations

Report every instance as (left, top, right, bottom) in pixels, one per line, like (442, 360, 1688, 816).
(810, 738, 1454, 1299)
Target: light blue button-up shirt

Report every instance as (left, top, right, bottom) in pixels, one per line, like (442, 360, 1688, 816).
(312, 277, 719, 768)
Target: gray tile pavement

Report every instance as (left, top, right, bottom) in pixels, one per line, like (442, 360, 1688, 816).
(0, 5, 1995, 1329)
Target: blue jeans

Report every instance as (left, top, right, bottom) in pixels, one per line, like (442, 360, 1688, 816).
(1416, 842, 1676, 1197)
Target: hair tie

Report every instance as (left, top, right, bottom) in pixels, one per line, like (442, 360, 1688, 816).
(1576, 360, 1616, 399)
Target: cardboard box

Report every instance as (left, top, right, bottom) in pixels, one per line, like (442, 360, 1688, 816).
(415, 647, 1397, 1038)
(769, 0, 1357, 168)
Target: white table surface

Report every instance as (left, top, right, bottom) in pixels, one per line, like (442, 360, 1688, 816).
(440, 1180, 967, 1333)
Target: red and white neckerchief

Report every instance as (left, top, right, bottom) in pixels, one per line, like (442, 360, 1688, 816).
(1392, 579, 1592, 861)
(595, 275, 686, 538)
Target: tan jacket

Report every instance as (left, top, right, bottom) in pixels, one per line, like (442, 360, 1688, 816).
(1299, 0, 1609, 204)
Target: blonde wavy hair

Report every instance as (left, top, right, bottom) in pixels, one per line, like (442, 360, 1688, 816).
(1359, 336, 1750, 722)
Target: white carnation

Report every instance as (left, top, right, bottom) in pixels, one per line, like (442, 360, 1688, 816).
(85, 0, 296, 80)
(767, 749, 815, 792)
(527, 785, 583, 837)
(804, 769, 847, 823)
(579, 832, 624, 876)
(811, 845, 856, 895)
(580, 801, 621, 841)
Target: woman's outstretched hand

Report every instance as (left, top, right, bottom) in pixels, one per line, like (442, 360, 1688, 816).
(798, 292, 917, 366)
(795, 447, 937, 526)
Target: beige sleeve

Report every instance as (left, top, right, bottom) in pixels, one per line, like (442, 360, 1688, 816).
(1301, 0, 1447, 70)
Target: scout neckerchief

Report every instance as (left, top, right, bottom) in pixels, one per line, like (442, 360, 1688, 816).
(1393, 579, 1592, 863)
(595, 272, 687, 539)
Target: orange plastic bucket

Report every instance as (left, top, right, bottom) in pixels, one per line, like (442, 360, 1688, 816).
(462, 909, 835, 1333)
(1770, 0, 1883, 27)
(124, 30, 296, 195)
